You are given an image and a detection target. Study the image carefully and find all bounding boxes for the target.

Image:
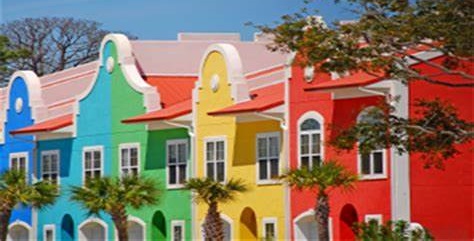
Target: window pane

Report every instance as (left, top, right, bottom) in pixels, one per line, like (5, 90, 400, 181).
(216, 162, 225, 182)
(216, 141, 224, 160)
(93, 151, 101, 161)
(178, 144, 187, 163)
(206, 163, 214, 179)
(312, 155, 321, 168)
(301, 156, 310, 169)
(312, 133, 321, 154)
(169, 145, 177, 163)
(94, 170, 101, 177)
(130, 147, 138, 160)
(85, 156, 91, 169)
(173, 225, 183, 241)
(93, 158, 101, 168)
(169, 166, 176, 184)
(258, 138, 267, 158)
(42, 155, 50, 172)
(206, 142, 214, 161)
(121, 149, 129, 167)
(51, 157, 58, 173)
(19, 158, 26, 171)
(265, 223, 275, 239)
(373, 151, 383, 174)
(259, 160, 268, 180)
(270, 159, 279, 178)
(178, 164, 186, 184)
(361, 154, 371, 174)
(269, 137, 279, 157)
(300, 118, 320, 131)
(300, 135, 309, 154)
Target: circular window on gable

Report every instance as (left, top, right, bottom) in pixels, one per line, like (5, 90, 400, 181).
(106, 56, 115, 73)
(304, 65, 315, 82)
(15, 97, 23, 113)
(210, 74, 220, 92)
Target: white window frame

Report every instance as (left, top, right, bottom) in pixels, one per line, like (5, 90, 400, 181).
(204, 136, 227, 183)
(119, 143, 140, 177)
(256, 132, 281, 185)
(357, 149, 387, 180)
(82, 146, 104, 185)
(43, 224, 55, 241)
(364, 214, 383, 224)
(40, 150, 60, 185)
(297, 111, 324, 169)
(262, 217, 278, 241)
(9, 152, 28, 181)
(166, 139, 188, 189)
(357, 107, 387, 180)
(171, 220, 185, 241)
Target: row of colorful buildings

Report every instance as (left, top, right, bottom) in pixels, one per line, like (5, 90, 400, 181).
(0, 33, 472, 241)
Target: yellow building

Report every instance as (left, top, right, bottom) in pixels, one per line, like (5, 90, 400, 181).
(193, 43, 289, 240)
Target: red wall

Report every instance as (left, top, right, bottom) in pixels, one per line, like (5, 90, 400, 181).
(288, 65, 392, 240)
(409, 57, 473, 240)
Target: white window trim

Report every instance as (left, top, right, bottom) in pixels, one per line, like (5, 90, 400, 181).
(256, 132, 281, 185)
(166, 139, 188, 189)
(297, 111, 325, 169)
(171, 220, 185, 241)
(82, 146, 104, 185)
(9, 152, 29, 181)
(118, 143, 140, 177)
(40, 150, 60, 185)
(203, 136, 227, 183)
(364, 214, 383, 224)
(262, 217, 278, 240)
(43, 224, 55, 241)
(357, 149, 388, 180)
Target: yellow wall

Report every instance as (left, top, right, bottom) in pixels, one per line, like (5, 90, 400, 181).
(195, 51, 287, 240)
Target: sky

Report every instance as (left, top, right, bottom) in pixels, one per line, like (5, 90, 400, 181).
(0, 0, 357, 41)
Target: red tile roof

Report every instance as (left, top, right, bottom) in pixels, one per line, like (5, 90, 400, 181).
(304, 71, 384, 92)
(144, 76, 197, 107)
(208, 83, 284, 115)
(122, 99, 192, 124)
(10, 114, 73, 135)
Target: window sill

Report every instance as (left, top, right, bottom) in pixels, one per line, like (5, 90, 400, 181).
(167, 184, 185, 190)
(360, 174, 387, 181)
(256, 180, 281, 186)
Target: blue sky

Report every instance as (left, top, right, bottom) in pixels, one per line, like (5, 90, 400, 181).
(1, 0, 356, 40)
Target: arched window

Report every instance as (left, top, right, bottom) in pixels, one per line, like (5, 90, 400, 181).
(357, 107, 387, 179)
(298, 113, 323, 169)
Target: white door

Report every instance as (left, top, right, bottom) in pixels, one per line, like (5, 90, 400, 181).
(79, 222, 105, 241)
(295, 215, 319, 241)
(7, 225, 29, 241)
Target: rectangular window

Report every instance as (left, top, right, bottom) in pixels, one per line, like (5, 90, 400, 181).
(167, 139, 188, 187)
(364, 214, 383, 224)
(299, 133, 321, 169)
(263, 218, 277, 241)
(9, 152, 28, 180)
(360, 149, 386, 179)
(120, 143, 140, 176)
(41, 150, 60, 184)
(171, 220, 185, 241)
(43, 225, 55, 241)
(83, 146, 103, 182)
(205, 138, 226, 182)
(257, 132, 280, 183)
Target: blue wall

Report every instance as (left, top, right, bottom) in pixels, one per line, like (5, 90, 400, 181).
(2, 76, 34, 225)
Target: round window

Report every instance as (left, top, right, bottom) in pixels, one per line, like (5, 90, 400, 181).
(304, 65, 315, 82)
(15, 97, 23, 113)
(106, 56, 115, 73)
(210, 74, 220, 92)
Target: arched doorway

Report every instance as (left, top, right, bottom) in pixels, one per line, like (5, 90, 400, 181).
(152, 211, 166, 239)
(7, 222, 31, 241)
(339, 204, 358, 241)
(294, 210, 319, 240)
(239, 207, 257, 240)
(128, 217, 145, 241)
(61, 214, 74, 241)
(78, 218, 107, 241)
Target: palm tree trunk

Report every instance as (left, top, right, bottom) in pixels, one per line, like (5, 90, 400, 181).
(315, 192, 330, 241)
(204, 202, 224, 241)
(112, 209, 129, 241)
(0, 209, 12, 241)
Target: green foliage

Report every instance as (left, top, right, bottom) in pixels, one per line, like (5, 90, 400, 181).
(70, 175, 160, 217)
(354, 219, 433, 241)
(0, 169, 58, 209)
(0, 35, 29, 84)
(184, 177, 248, 205)
(280, 160, 358, 195)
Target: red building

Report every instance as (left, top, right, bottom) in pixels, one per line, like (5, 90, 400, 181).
(287, 51, 473, 240)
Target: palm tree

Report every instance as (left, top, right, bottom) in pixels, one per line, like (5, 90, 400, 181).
(0, 170, 58, 241)
(184, 177, 248, 241)
(281, 160, 358, 241)
(70, 175, 160, 241)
